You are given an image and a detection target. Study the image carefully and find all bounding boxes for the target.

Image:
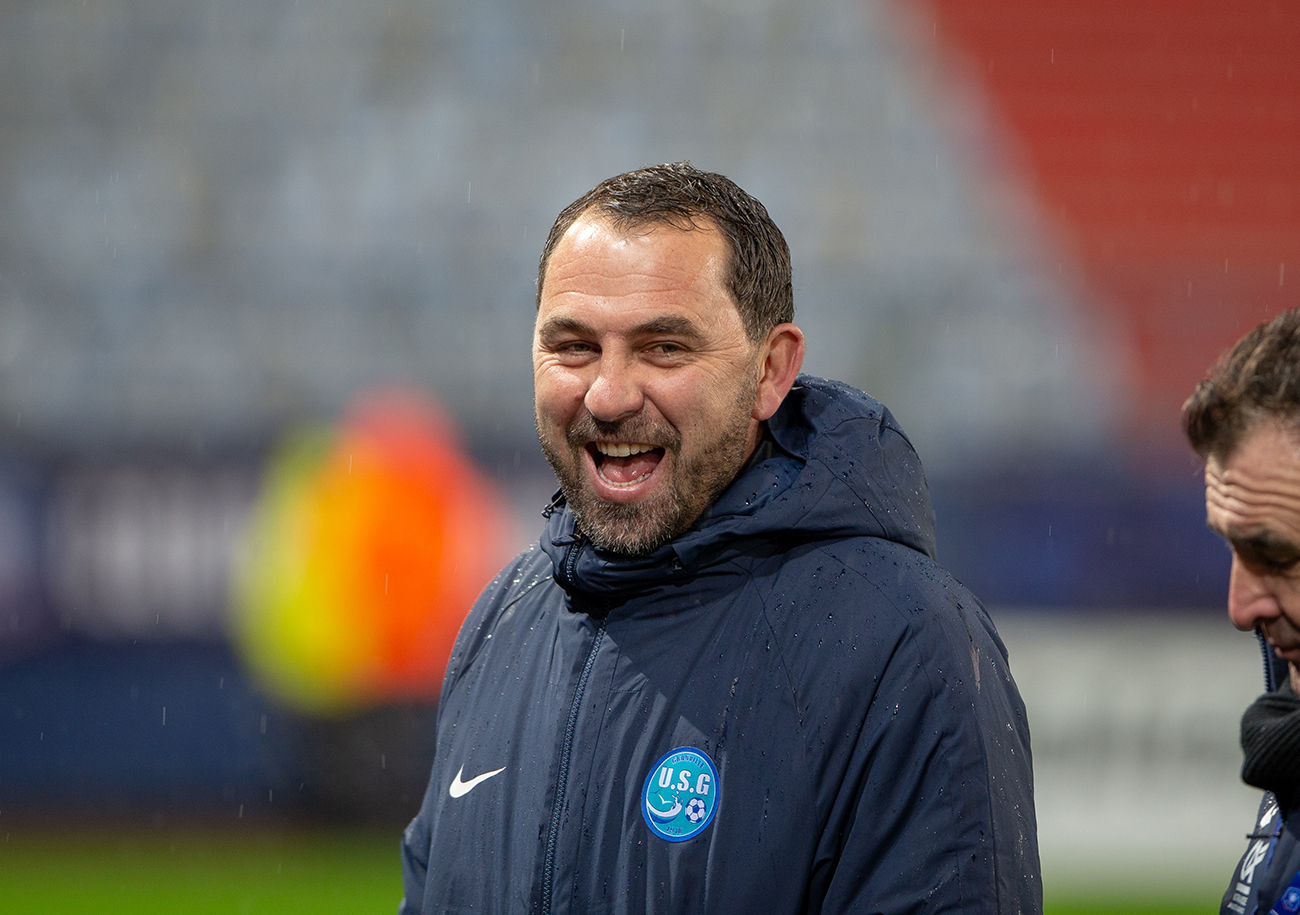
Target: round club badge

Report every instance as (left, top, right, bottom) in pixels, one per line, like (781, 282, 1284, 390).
(641, 747, 719, 842)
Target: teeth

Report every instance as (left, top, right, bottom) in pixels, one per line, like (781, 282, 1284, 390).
(595, 443, 654, 458)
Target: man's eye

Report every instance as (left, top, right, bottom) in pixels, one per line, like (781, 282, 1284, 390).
(1268, 557, 1300, 575)
(1237, 548, 1300, 576)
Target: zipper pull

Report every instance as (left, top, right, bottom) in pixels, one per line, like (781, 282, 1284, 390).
(559, 531, 585, 589)
(541, 491, 565, 519)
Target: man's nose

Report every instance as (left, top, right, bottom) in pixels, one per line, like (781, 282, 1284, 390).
(1227, 555, 1280, 631)
(584, 357, 643, 422)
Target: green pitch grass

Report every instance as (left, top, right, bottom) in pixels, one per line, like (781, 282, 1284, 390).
(0, 827, 401, 914)
(1045, 899, 1223, 915)
(0, 825, 1224, 915)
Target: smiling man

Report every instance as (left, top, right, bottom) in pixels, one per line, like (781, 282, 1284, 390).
(1184, 308, 1300, 915)
(532, 213, 789, 555)
(399, 163, 1041, 915)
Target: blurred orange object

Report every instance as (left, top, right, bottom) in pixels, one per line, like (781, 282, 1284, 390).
(233, 390, 505, 714)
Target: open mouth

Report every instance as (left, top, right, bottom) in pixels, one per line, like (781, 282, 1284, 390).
(589, 442, 665, 487)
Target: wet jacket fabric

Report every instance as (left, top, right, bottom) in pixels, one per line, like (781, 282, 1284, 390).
(399, 375, 1042, 915)
(1221, 642, 1300, 915)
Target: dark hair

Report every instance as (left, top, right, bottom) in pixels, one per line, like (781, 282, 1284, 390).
(1183, 307, 1300, 461)
(536, 162, 793, 343)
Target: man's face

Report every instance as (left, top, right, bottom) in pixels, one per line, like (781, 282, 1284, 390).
(1206, 419, 1300, 688)
(533, 215, 763, 555)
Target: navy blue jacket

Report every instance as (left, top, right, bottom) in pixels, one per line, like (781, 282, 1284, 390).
(400, 376, 1041, 915)
(1222, 641, 1299, 915)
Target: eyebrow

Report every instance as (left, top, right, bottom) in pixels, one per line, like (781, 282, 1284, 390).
(631, 316, 704, 340)
(1209, 523, 1300, 570)
(536, 314, 705, 343)
(536, 316, 596, 342)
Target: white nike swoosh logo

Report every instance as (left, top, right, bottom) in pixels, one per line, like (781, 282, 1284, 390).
(448, 764, 506, 798)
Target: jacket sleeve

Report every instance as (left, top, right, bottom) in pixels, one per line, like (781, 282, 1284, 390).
(810, 594, 1041, 915)
(398, 772, 439, 915)
(395, 546, 547, 915)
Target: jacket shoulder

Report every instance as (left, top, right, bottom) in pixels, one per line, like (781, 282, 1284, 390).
(756, 535, 1009, 690)
(750, 535, 1041, 912)
(439, 543, 553, 703)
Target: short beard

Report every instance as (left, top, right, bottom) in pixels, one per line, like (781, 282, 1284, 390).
(537, 375, 758, 556)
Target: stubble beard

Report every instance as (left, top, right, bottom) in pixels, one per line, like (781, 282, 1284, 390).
(537, 376, 758, 556)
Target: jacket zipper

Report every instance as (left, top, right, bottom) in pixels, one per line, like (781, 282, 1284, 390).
(557, 530, 584, 590)
(539, 617, 605, 915)
(1260, 628, 1280, 692)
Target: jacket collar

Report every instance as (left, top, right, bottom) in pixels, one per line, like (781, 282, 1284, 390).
(539, 374, 936, 603)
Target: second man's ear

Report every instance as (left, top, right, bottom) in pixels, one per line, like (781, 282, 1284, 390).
(752, 323, 806, 422)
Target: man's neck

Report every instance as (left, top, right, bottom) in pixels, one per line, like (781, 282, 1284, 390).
(737, 423, 776, 476)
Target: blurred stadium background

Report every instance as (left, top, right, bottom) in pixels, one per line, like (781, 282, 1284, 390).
(0, 0, 1295, 911)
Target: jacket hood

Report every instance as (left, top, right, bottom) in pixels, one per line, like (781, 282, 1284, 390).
(541, 374, 937, 600)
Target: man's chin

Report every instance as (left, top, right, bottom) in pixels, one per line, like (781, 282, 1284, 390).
(569, 494, 678, 556)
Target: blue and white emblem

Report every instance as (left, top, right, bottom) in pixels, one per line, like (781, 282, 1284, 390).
(641, 747, 719, 842)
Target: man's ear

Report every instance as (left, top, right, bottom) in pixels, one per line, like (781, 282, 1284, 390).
(752, 323, 806, 422)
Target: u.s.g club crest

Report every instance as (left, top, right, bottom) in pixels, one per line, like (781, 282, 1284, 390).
(641, 747, 719, 842)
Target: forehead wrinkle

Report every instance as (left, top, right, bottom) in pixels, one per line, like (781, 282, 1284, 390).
(1206, 496, 1297, 544)
(1208, 453, 1300, 498)
(1208, 472, 1300, 518)
(1206, 463, 1300, 547)
(545, 266, 723, 303)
